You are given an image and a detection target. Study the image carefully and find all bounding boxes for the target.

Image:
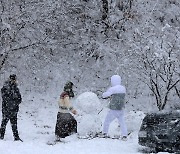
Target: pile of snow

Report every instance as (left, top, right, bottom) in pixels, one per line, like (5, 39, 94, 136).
(126, 111, 146, 132)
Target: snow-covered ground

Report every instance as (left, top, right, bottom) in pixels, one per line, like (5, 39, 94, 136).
(0, 92, 170, 154)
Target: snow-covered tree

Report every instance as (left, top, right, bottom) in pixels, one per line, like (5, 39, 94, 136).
(0, 0, 179, 111)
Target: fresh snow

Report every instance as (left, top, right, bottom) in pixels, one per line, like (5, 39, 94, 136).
(0, 92, 169, 154)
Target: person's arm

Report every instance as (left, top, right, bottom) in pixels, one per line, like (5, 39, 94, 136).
(1, 86, 10, 104)
(1, 86, 7, 98)
(102, 87, 113, 99)
(1, 86, 9, 111)
(16, 88, 22, 104)
(64, 96, 77, 115)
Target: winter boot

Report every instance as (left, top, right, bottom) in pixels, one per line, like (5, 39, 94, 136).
(98, 132, 109, 138)
(55, 136, 61, 142)
(14, 137, 23, 142)
(121, 136, 127, 141)
(0, 135, 3, 140)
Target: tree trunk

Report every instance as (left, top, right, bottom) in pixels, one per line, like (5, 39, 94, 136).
(0, 52, 9, 72)
(102, 0, 108, 20)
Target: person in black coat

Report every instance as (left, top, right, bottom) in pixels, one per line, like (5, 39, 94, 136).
(0, 74, 23, 141)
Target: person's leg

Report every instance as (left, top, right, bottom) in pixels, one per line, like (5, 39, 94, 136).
(103, 110, 116, 134)
(9, 113, 20, 140)
(116, 110, 128, 137)
(0, 114, 9, 139)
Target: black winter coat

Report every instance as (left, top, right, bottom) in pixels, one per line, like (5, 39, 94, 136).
(1, 81, 22, 114)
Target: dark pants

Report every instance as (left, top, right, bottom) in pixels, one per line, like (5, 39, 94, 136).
(0, 112, 19, 139)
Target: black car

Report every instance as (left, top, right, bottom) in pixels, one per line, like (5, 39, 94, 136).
(138, 110, 180, 153)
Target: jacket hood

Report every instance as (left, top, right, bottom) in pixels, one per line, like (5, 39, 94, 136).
(111, 75, 121, 86)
